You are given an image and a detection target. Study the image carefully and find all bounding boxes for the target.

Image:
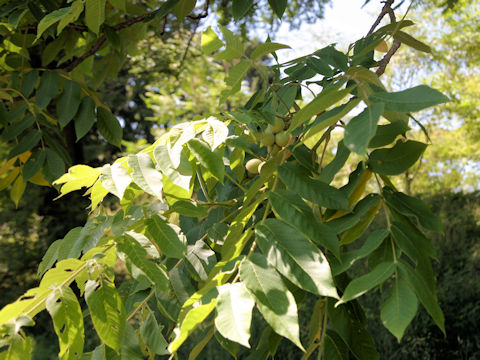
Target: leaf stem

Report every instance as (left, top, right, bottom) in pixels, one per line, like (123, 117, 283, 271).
(126, 288, 155, 321)
(225, 172, 247, 192)
(196, 169, 212, 202)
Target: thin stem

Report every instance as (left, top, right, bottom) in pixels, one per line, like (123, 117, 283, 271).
(126, 288, 155, 321)
(196, 169, 212, 202)
(268, 83, 293, 116)
(25, 244, 115, 319)
(225, 172, 247, 192)
(317, 131, 331, 173)
(317, 298, 329, 358)
(367, 0, 395, 36)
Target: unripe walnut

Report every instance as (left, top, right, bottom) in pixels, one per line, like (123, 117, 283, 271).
(261, 130, 275, 147)
(275, 131, 290, 147)
(246, 158, 262, 174)
(268, 118, 285, 134)
(268, 144, 281, 156)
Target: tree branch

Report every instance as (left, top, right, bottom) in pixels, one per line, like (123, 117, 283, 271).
(61, 12, 155, 72)
(367, 0, 395, 36)
(187, 0, 210, 20)
(367, 0, 402, 76)
(376, 39, 401, 76)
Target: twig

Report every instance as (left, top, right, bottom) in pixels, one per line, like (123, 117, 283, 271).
(187, 0, 210, 20)
(367, 0, 395, 36)
(63, 36, 107, 72)
(376, 39, 401, 76)
(178, 20, 200, 74)
(61, 12, 156, 72)
(367, 0, 402, 76)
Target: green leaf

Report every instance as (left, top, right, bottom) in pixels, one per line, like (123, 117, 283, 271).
(127, 153, 163, 198)
(398, 260, 445, 334)
(201, 27, 224, 54)
(368, 140, 427, 175)
(45, 147, 65, 182)
(268, 190, 340, 258)
(232, 0, 253, 20)
(289, 84, 353, 132)
(146, 214, 187, 258)
(187, 138, 225, 183)
(1, 113, 34, 142)
(326, 300, 379, 360)
(37, 240, 61, 277)
(10, 175, 26, 207)
(337, 262, 395, 305)
(268, 0, 287, 18)
(170, 200, 208, 218)
(214, 26, 244, 60)
(383, 187, 442, 232)
(368, 121, 410, 148)
(85, 0, 106, 35)
(117, 235, 169, 290)
(221, 60, 251, 102)
(306, 56, 334, 77)
(46, 286, 84, 360)
(57, 80, 81, 128)
(344, 103, 384, 155)
(168, 300, 216, 353)
(154, 145, 192, 193)
(57, 0, 84, 35)
(230, 147, 245, 182)
(36, 8, 70, 40)
(140, 313, 168, 355)
(239, 254, 304, 351)
(9, 130, 42, 158)
(380, 277, 418, 342)
(99, 163, 131, 199)
(35, 71, 60, 109)
(120, 323, 143, 359)
(109, 0, 126, 12)
(339, 198, 381, 245)
(54, 165, 100, 197)
(85, 279, 126, 352)
(184, 240, 216, 282)
(21, 70, 39, 97)
(323, 330, 348, 360)
(330, 229, 388, 276)
(75, 97, 96, 141)
(214, 331, 241, 359)
(190, 327, 215, 360)
(215, 283, 255, 347)
(173, 0, 196, 21)
(278, 162, 349, 210)
(256, 219, 339, 299)
(327, 194, 380, 233)
(97, 107, 123, 148)
(393, 31, 431, 53)
(251, 42, 290, 60)
(369, 85, 449, 113)
(390, 216, 436, 260)
(318, 140, 350, 184)
(202, 117, 229, 150)
(22, 149, 46, 182)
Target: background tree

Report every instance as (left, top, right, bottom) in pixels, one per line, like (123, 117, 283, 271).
(1, 0, 477, 359)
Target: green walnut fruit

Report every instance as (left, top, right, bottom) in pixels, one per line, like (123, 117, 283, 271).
(258, 161, 266, 175)
(268, 118, 285, 134)
(275, 131, 291, 147)
(246, 158, 262, 174)
(268, 144, 281, 156)
(261, 129, 275, 147)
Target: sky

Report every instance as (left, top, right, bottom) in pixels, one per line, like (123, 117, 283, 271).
(271, 0, 389, 62)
